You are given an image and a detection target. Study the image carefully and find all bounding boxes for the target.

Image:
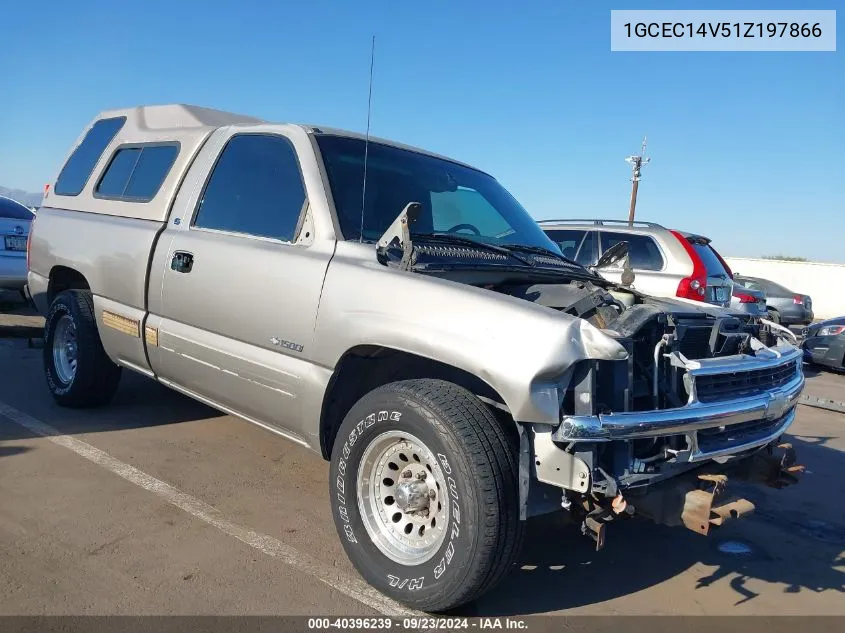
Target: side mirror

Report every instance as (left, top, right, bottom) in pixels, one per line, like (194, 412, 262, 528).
(592, 241, 636, 286)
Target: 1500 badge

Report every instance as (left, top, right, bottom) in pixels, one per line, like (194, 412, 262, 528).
(270, 337, 304, 353)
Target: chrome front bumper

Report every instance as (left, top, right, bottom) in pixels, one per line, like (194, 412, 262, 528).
(554, 345, 804, 463)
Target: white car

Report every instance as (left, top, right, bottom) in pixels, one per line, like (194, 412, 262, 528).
(539, 219, 734, 308)
(0, 195, 33, 292)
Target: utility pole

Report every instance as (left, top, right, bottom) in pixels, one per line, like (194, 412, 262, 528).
(625, 137, 650, 226)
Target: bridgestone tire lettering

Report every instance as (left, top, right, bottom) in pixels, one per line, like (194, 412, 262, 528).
(328, 379, 523, 611)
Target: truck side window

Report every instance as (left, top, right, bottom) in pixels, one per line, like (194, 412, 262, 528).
(193, 134, 306, 242)
(54, 117, 126, 196)
(95, 144, 179, 202)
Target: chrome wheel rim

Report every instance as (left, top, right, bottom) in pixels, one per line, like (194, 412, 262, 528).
(52, 314, 78, 384)
(357, 430, 450, 565)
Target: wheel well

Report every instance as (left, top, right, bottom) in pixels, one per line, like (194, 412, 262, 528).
(319, 345, 513, 459)
(48, 266, 90, 303)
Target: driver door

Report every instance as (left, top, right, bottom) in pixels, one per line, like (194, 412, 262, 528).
(147, 129, 333, 441)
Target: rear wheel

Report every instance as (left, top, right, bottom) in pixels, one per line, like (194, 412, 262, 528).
(43, 290, 121, 407)
(329, 379, 523, 612)
(767, 309, 781, 324)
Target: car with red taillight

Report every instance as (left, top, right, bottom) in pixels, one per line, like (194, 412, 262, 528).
(730, 284, 767, 317)
(539, 219, 734, 308)
(733, 275, 813, 325)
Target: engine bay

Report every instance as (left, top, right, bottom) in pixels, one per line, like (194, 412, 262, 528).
(497, 279, 784, 411)
(491, 279, 800, 502)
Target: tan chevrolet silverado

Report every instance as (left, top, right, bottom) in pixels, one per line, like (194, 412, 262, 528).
(26, 105, 804, 611)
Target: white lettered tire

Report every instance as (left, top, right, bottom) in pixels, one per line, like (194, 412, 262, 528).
(329, 379, 523, 612)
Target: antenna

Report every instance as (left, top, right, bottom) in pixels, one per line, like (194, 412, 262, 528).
(625, 136, 650, 225)
(359, 35, 376, 242)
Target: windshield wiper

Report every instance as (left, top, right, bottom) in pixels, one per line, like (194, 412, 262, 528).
(498, 244, 582, 267)
(413, 233, 535, 266)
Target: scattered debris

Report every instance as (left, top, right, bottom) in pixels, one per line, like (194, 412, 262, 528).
(799, 393, 845, 414)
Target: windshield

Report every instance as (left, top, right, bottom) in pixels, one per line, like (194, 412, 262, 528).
(739, 277, 793, 295)
(316, 135, 560, 252)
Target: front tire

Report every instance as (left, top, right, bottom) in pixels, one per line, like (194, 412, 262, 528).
(329, 379, 523, 612)
(43, 290, 121, 407)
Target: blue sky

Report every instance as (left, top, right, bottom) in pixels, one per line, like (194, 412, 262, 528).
(2, 0, 842, 261)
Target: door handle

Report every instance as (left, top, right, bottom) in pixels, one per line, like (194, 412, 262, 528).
(171, 251, 194, 274)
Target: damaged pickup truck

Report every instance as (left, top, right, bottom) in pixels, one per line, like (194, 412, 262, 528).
(27, 105, 804, 612)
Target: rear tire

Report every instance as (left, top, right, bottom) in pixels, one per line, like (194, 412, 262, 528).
(329, 379, 523, 612)
(767, 309, 781, 324)
(43, 290, 121, 407)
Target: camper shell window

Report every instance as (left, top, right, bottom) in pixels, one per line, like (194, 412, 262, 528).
(54, 117, 126, 196)
(94, 143, 180, 202)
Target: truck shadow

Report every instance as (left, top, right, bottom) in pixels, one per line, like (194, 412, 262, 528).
(0, 445, 32, 459)
(464, 431, 845, 616)
(0, 370, 223, 441)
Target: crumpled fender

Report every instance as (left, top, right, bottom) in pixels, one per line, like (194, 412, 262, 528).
(312, 243, 628, 425)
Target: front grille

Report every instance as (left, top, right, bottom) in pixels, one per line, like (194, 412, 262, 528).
(695, 360, 798, 403)
(696, 416, 787, 453)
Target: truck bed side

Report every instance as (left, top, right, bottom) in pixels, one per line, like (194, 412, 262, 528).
(28, 207, 165, 374)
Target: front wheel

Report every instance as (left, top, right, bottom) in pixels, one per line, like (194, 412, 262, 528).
(329, 379, 523, 612)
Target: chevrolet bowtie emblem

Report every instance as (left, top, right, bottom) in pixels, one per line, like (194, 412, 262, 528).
(766, 392, 789, 419)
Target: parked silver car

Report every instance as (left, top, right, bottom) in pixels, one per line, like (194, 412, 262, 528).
(0, 195, 33, 291)
(539, 219, 734, 308)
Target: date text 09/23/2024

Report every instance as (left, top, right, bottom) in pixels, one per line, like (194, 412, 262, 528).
(307, 618, 528, 630)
